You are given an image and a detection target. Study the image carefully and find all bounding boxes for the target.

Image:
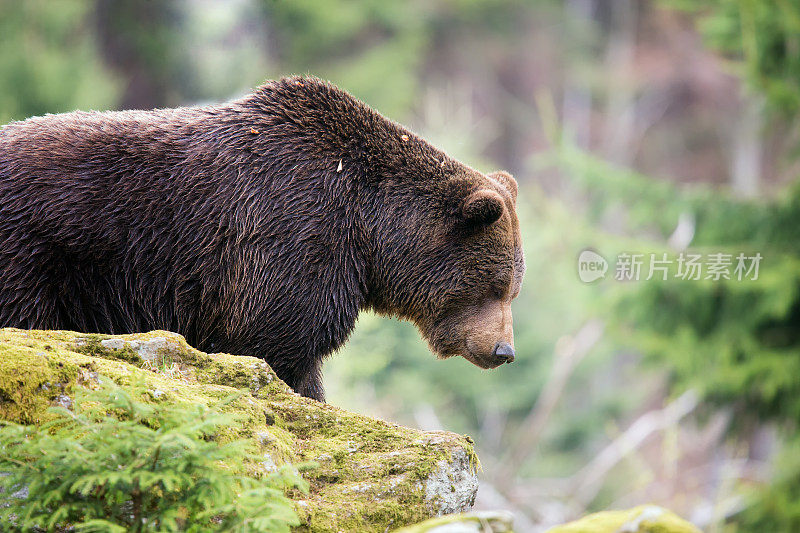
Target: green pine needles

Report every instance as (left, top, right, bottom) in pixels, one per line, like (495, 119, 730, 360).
(0, 378, 308, 532)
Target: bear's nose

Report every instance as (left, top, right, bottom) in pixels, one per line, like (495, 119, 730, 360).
(493, 342, 515, 363)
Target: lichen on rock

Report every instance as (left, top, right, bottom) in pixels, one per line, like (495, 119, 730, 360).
(0, 328, 479, 532)
(545, 505, 702, 533)
(423, 441, 478, 515)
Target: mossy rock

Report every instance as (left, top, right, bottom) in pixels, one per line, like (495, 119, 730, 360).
(546, 505, 701, 533)
(0, 328, 479, 532)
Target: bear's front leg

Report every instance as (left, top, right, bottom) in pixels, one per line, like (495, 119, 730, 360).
(296, 362, 326, 402)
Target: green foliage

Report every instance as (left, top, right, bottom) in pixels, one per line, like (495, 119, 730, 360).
(259, 0, 427, 117)
(540, 133, 800, 528)
(0, 378, 307, 533)
(541, 140, 800, 425)
(666, 0, 800, 117)
(258, 0, 537, 119)
(734, 436, 800, 532)
(0, 0, 118, 124)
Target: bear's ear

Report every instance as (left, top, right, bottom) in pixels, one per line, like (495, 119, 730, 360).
(462, 189, 505, 227)
(489, 171, 517, 201)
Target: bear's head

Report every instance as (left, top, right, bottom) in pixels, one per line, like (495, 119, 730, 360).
(259, 76, 524, 370)
(368, 160, 524, 370)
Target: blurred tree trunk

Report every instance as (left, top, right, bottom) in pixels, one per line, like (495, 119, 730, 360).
(562, 0, 594, 151)
(94, 0, 180, 110)
(601, 0, 637, 166)
(729, 97, 762, 197)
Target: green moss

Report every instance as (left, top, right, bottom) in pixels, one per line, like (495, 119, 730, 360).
(0, 328, 478, 533)
(546, 505, 701, 533)
(75, 334, 143, 364)
(0, 335, 80, 424)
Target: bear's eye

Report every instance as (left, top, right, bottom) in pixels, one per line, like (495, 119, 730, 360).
(490, 283, 506, 300)
(490, 268, 514, 300)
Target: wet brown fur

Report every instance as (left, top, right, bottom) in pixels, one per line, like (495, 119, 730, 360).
(0, 76, 524, 401)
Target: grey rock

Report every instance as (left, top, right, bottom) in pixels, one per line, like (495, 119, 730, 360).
(424, 446, 478, 516)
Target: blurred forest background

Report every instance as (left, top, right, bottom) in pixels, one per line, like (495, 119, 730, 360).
(2, 0, 800, 531)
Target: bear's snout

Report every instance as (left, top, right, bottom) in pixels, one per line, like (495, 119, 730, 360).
(449, 298, 515, 369)
(493, 341, 515, 364)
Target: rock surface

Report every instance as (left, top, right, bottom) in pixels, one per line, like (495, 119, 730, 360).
(0, 328, 479, 532)
(392, 511, 514, 532)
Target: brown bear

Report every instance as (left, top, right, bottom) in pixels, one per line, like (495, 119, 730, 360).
(0, 76, 524, 401)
